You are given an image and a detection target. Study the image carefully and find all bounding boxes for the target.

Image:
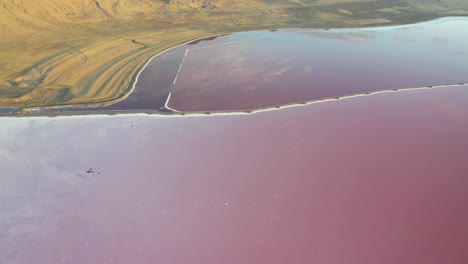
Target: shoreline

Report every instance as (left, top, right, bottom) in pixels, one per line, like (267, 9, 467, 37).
(4, 82, 467, 119)
(5, 16, 468, 118)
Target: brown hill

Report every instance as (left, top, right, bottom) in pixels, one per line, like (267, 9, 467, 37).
(0, 0, 467, 109)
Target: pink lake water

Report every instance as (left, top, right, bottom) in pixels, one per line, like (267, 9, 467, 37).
(27, 17, 468, 115)
(166, 17, 468, 112)
(2, 16, 468, 264)
(1, 84, 468, 263)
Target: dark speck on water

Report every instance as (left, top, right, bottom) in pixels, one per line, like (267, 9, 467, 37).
(86, 168, 102, 175)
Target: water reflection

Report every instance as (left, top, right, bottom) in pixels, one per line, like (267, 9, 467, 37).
(169, 17, 468, 111)
(3, 85, 468, 263)
(24, 17, 468, 115)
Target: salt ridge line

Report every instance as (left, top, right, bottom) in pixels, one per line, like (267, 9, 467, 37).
(172, 49, 189, 85)
(167, 82, 468, 116)
(12, 82, 468, 119)
(164, 93, 181, 113)
(164, 49, 188, 112)
(4, 83, 466, 119)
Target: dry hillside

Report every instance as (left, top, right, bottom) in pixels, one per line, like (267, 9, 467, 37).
(0, 0, 467, 109)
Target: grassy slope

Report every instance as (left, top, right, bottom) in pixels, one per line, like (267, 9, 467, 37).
(0, 0, 467, 108)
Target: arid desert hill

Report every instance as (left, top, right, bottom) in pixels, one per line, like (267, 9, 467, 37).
(1, 0, 467, 110)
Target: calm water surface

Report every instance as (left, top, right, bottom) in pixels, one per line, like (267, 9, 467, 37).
(2, 17, 468, 264)
(29, 17, 468, 114)
(2, 85, 468, 263)
(0, 108, 15, 115)
(168, 17, 468, 111)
